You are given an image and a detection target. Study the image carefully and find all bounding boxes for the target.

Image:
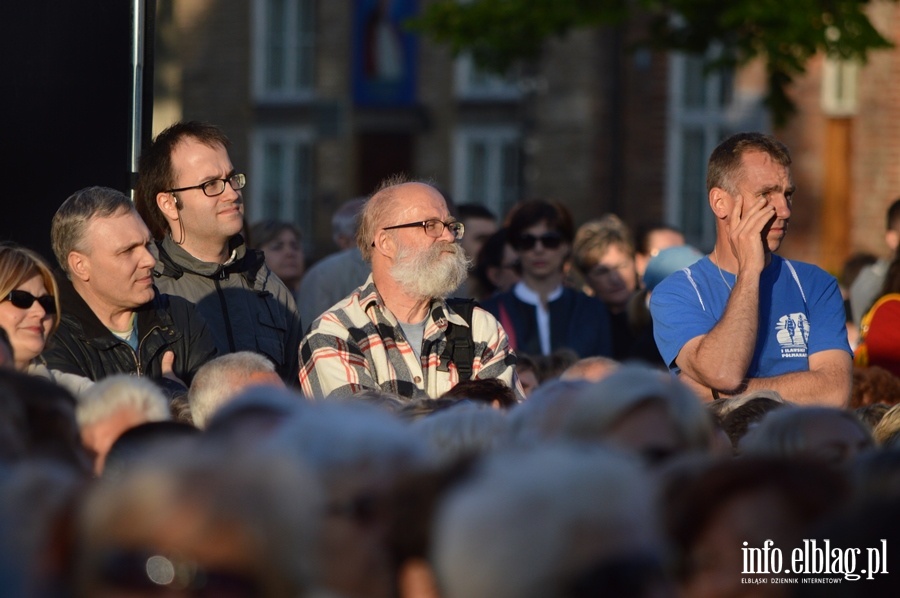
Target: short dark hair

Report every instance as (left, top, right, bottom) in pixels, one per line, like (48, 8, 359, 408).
(135, 121, 232, 240)
(456, 203, 496, 223)
(886, 198, 900, 232)
(248, 220, 301, 249)
(506, 198, 575, 247)
(706, 132, 791, 194)
(633, 221, 683, 256)
(440, 378, 517, 408)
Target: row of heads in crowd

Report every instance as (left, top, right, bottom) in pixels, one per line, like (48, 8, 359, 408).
(2, 359, 900, 597)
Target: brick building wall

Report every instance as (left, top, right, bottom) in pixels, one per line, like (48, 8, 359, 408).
(154, 0, 900, 267)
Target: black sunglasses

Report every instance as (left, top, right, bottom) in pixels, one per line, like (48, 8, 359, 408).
(5, 290, 56, 315)
(514, 232, 564, 251)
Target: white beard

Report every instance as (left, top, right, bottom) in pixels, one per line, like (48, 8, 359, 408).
(391, 241, 471, 299)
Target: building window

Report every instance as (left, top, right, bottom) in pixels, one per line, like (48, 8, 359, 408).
(252, 0, 315, 101)
(248, 128, 314, 238)
(453, 126, 522, 217)
(455, 53, 522, 100)
(665, 52, 766, 250)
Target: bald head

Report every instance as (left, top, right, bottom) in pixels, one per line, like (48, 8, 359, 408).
(357, 177, 449, 261)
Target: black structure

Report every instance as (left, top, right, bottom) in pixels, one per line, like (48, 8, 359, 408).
(2, 1, 155, 262)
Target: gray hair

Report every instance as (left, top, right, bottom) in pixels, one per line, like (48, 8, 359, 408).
(558, 364, 712, 453)
(188, 351, 279, 428)
(412, 402, 510, 465)
(433, 444, 662, 598)
(706, 389, 786, 420)
(742, 406, 874, 458)
(76, 375, 170, 427)
(506, 378, 593, 446)
(51, 186, 135, 274)
(265, 401, 429, 481)
(332, 197, 367, 244)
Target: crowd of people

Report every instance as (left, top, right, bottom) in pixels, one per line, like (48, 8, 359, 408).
(0, 124, 899, 596)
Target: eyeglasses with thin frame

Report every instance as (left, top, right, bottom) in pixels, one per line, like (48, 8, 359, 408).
(165, 173, 247, 197)
(4, 290, 56, 315)
(514, 232, 563, 251)
(381, 219, 465, 240)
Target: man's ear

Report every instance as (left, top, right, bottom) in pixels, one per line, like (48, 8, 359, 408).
(373, 230, 395, 258)
(709, 187, 731, 220)
(157, 192, 180, 221)
(67, 251, 90, 282)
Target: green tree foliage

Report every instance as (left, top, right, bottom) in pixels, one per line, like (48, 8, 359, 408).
(412, 0, 895, 126)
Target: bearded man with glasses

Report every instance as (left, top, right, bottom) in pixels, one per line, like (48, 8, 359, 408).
(135, 121, 303, 385)
(298, 175, 523, 400)
(481, 199, 614, 359)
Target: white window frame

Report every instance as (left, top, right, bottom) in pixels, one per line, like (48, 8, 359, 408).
(665, 51, 765, 249)
(454, 53, 522, 101)
(452, 125, 522, 216)
(248, 127, 315, 237)
(252, 0, 316, 102)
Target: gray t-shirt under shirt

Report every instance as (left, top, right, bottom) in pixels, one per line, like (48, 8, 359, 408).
(398, 318, 427, 362)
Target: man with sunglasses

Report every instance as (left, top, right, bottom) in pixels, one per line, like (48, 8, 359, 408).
(298, 175, 522, 400)
(135, 121, 302, 384)
(481, 199, 614, 359)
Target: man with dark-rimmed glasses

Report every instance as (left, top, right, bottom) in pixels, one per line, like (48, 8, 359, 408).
(135, 121, 302, 384)
(298, 174, 522, 400)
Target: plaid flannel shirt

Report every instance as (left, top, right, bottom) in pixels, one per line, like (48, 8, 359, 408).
(298, 276, 523, 400)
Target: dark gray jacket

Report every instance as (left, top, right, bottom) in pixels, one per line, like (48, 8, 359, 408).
(151, 235, 302, 384)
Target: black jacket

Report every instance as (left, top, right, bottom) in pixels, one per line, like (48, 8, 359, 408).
(151, 235, 303, 384)
(43, 275, 217, 391)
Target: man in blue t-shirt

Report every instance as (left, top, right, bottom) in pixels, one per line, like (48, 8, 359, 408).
(650, 132, 852, 405)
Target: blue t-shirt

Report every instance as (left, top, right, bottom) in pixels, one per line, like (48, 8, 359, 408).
(649, 255, 851, 378)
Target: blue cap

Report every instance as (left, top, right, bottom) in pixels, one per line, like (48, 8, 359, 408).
(644, 245, 704, 291)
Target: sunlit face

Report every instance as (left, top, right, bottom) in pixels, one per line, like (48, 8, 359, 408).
(169, 138, 244, 247)
(384, 184, 469, 299)
(384, 183, 458, 253)
(585, 244, 638, 311)
(261, 229, 305, 289)
(725, 151, 794, 254)
(515, 221, 569, 282)
(76, 210, 157, 312)
(0, 274, 54, 369)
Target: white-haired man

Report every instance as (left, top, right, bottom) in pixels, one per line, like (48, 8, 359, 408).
(298, 176, 522, 400)
(188, 351, 285, 428)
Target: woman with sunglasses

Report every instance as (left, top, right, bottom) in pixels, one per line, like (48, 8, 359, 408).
(481, 199, 614, 360)
(0, 244, 61, 371)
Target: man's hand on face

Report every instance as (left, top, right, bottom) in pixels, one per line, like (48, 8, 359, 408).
(727, 194, 775, 277)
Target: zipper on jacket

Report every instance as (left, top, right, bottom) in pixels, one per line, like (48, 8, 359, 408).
(214, 277, 237, 352)
(132, 325, 161, 376)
